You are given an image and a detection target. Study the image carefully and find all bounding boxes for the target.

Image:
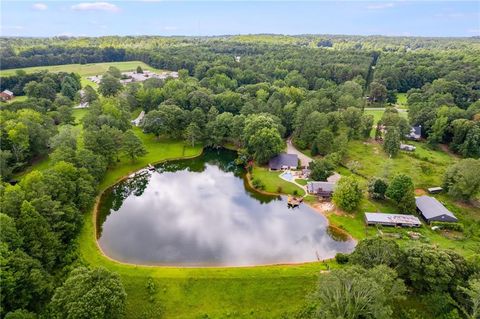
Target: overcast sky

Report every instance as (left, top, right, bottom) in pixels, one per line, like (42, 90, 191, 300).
(1, 1, 479, 37)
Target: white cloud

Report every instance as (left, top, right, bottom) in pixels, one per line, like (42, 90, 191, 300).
(71, 2, 120, 12)
(366, 2, 395, 10)
(32, 3, 48, 11)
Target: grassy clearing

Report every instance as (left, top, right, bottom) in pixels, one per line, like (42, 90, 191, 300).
(251, 167, 306, 196)
(345, 140, 455, 188)
(396, 92, 408, 108)
(1, 61, 162, 77)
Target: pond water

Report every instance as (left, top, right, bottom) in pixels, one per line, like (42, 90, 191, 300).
(97, 149, 355, 267)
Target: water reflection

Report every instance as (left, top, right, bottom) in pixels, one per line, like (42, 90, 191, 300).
(97, 149, 355, 266)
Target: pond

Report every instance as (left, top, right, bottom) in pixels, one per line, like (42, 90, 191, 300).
(97, 149, 355, 267)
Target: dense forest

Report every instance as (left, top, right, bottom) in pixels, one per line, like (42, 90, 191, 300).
(1, 35, 479, 318)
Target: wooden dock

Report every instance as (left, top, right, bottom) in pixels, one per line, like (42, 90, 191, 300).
(287, 196, 303, 207)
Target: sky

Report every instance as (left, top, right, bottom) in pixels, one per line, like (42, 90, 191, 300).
(1, 1, 479, 37)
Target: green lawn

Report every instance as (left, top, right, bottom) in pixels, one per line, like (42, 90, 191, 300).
(396, 92, 408, 108)
(345, 140, 455, 188)
(2, 61, 165, 91)
(251, 166, 306, 196)
(1, 61, 163, 77)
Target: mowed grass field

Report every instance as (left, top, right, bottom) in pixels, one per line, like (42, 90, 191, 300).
(1, 61, 163, 77)
(1, 61, 164, 89)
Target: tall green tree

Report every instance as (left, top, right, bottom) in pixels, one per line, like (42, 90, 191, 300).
(309, 159, 334, 181)
(247, 127, 283, 164)
(312, 265, 406, 319)
(383, 127, 400, 157)
(443, 159, 480, 200)
(184, 122, 203, 147)
(49, 267, 127, 319)
(385, 174, 416, 213)
(122, 130, 147, 161)
(332, 176, 363, 212)
(98, 75, 123, 97)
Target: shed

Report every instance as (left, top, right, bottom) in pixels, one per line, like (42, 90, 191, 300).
(400, 143, 416, 151)
(415, 195, 458, 223)
(0, 90, 14, 101)
(364, 212, 421, 227)
(268, 153, 298, 170)
(428, 187, 443, 194)
(307, 181, 336, 198)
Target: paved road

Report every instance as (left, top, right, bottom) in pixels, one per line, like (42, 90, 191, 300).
(364, 107, 407, 112)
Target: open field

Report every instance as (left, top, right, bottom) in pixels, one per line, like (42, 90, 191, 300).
(1, 61, 164, 90)
(1, 61, 162, 77)
(396, 92, 408, 108)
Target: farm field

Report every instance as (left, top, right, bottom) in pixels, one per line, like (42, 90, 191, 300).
(1, 61, 163, 77)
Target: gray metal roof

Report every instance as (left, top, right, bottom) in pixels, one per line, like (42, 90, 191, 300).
(268, 153, 298, 170)
(307, 181, 336, 193)
(415, 196, 458, 222)
(365, 212, 421, 226)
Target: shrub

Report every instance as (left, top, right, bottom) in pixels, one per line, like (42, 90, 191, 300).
(335, 253, 350, 264)
(431, 222, 464, 232)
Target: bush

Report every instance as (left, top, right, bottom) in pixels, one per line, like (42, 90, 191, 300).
(251, 178, 265, 190)
(335, 253, 350, 264)
(431, 221, 464, 232)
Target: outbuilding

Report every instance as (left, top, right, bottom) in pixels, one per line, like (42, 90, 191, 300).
(406, 126, 422, 140)
(0, 90, 14, 101)
(268, 153, 298, 170)
(415, 195, 458, 223)
(364, 212, 422, 227)
(306, 181, 336, 198)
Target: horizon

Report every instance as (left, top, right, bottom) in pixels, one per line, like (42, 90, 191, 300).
(1, 1, 479, 38)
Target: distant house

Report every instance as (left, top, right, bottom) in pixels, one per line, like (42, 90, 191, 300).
(406, 126, 422, 140)
(268, 153, 298, 170)
(0, 90, 14, 101)
(415, 195, 458, 223)
(306, 181, 336, 198)
(365, 212, 422, 227)
(400, 143, 416, 151)
(131, 110, 145, 127)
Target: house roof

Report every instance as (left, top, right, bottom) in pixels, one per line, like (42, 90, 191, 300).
(415, 195, 458, 221)
(365, 212, 421, 226)
(307, 181, 336, 193)
(268, 153, 298, 169)
(2, 90, 13, 96)
(412, 126, 421, 136)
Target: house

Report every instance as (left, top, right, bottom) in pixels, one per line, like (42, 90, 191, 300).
(306, 181, 336, 198)
(406, 126, 422, 140)
(415, 195, 458, 223)
(364, 212, 422, 227)
(400, 143, 416, 151)
(268, 153, 298, 170)
(0, 90, 14, 101)
(428, 187, 443, 194)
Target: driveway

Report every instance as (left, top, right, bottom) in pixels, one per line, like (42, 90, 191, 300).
(286, 138, 312, 168)
(286, 137, 341, 183)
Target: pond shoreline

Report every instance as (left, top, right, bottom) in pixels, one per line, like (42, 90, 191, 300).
(92, 149, 355, 269)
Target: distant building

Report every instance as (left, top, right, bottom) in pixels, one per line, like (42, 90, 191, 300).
(415, 195, 458, 223)
(268, 153, 298, 170)
(306, 181, 336, 198)
(427, 187, 443, 194)
(364, 212, 422, 227)
(400, 143, 416, 151)
(131, 110, 145, 127)
(0, 90, 14, 101)
(406, 126, 422, 140)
